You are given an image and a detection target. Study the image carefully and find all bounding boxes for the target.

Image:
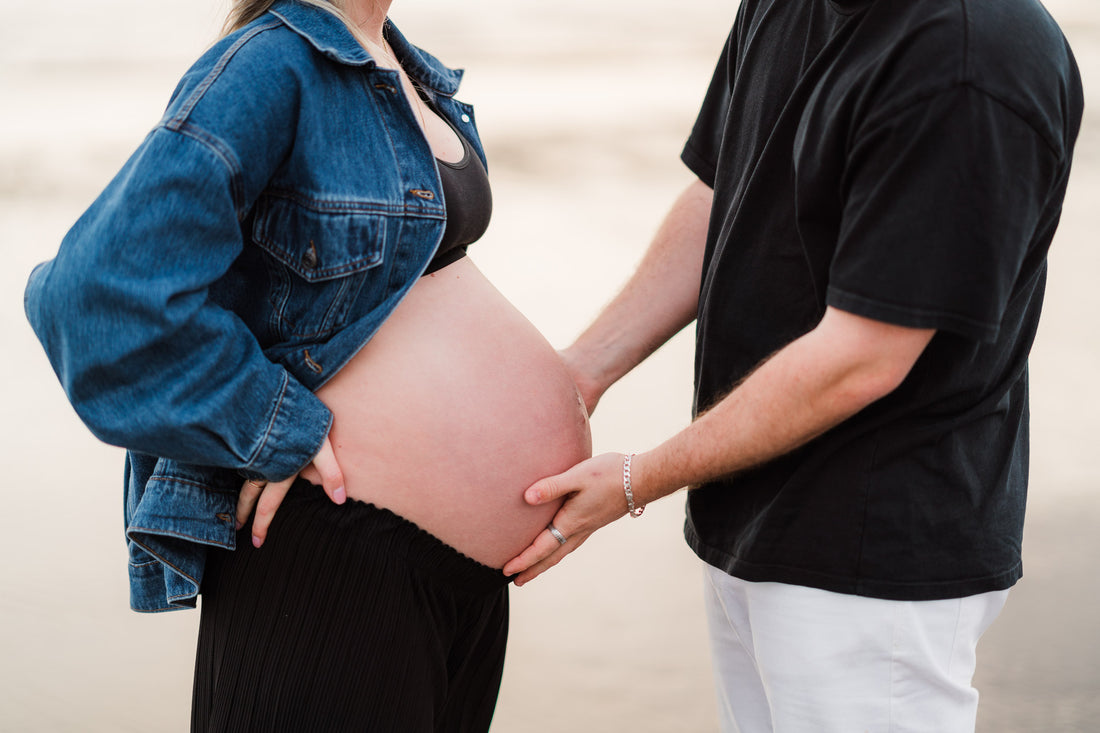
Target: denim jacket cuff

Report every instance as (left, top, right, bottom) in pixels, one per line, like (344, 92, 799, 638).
(247, 373, 333, 480)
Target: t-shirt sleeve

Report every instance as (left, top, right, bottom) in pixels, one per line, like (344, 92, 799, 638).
(826, 85, 1061, 342)
(681, 26, 737, 187)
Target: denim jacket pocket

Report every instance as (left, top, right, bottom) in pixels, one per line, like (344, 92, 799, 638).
(253, 192, 388, 340)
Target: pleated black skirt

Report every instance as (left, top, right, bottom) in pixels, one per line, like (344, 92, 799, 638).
(192, 481, 510, 733)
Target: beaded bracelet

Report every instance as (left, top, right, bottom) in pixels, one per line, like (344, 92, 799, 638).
(623, 453, 645, 518)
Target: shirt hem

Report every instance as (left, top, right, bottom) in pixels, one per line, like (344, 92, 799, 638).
(826, 285, 1000, 344)
(685, 523, 1022, 602)
(681, 143, 717, 189)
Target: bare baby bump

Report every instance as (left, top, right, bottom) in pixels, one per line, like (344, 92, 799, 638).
(315, 258, 592, 568)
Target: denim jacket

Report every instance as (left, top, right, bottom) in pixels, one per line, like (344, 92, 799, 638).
(24, 0, 486, 612)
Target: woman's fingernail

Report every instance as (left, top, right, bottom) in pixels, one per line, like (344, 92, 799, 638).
(334, 486, 347, 504)
(235, 519, 243, 530)
(252, 535, 262, 548)
(525, 489, 539, 503)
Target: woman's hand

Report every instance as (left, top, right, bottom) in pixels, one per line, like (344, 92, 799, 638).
(235, 435, 346, 548)
(502, 452, 629, 585)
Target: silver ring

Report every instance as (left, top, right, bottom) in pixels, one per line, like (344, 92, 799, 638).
(547, 524, 567, 545)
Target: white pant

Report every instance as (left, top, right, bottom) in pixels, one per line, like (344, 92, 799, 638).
(702, 563, 1008, 733)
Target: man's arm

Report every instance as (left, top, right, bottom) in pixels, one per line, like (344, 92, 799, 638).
(504, 306, 935, 584)
(563, 179, 712, 413)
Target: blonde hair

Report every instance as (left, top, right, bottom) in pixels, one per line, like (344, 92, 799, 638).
(222, 0, 365, 42)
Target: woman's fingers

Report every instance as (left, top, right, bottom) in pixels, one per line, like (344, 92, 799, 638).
(310, 436, 346, 505)
(250, 476, 297, 548)
(236, 478, 266, 530)
(299, 464, 321, 485)
(236, 434, 345, 548)
(236, 475, 296, 547)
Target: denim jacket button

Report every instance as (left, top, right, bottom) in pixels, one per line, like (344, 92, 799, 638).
(304, 349, 323, 374)
(460, 114, 471, 123)
(302, 241, 319, 269)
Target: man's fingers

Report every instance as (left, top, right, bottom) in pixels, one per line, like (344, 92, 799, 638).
(311, 436, 346, 505)
(513, 554, 564, 587)
(513, 533, 589, 586)
(525, 452, 625, 506)
(250, 477, 295, 548)
(524, 474, 571, 506)
(503, 525, 590, 582)
(502, 528, 565, 577)
(509, 452, 631, 580)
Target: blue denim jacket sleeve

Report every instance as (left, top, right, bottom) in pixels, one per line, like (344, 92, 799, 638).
(24, 22, 332, 481)
(124, 452, 242, 612)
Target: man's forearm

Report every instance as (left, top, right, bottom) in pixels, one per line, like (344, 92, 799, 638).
(564, 179, 712, 407)
(632, 308, 936, 504)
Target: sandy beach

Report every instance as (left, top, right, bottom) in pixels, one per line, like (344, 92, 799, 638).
(1, 1, 1097, 730)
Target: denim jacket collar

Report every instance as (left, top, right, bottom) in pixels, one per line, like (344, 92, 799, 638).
(269, 0, 464, 95)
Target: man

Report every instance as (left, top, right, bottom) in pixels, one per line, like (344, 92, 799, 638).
(503, 0, 1083, 729)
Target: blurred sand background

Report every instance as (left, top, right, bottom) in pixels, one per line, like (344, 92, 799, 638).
(1, 0, 1097, 730)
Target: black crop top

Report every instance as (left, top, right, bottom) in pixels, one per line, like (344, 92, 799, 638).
(422, 120, 493, 276)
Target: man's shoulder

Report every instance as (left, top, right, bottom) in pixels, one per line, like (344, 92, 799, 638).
(895, 0, 1074, 85)
(961, 0, 1080, 96)
(856, 0, 1081, 153)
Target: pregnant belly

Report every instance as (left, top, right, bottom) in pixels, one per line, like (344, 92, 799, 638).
(314, 257, 592, 568)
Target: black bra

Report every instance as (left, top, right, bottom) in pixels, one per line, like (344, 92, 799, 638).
(422, 118, 492, 276)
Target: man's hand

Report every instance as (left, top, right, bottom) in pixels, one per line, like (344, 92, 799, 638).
(559, 347, 605, 416)
(235, 435, 346, 547)
(552, 180, 712, 418)
(503, 452, 632, 585)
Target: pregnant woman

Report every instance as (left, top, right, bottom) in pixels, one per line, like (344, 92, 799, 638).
(24, 0, 590, 730)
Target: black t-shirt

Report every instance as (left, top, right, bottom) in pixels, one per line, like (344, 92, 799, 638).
(682, 0, 1083, 600)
